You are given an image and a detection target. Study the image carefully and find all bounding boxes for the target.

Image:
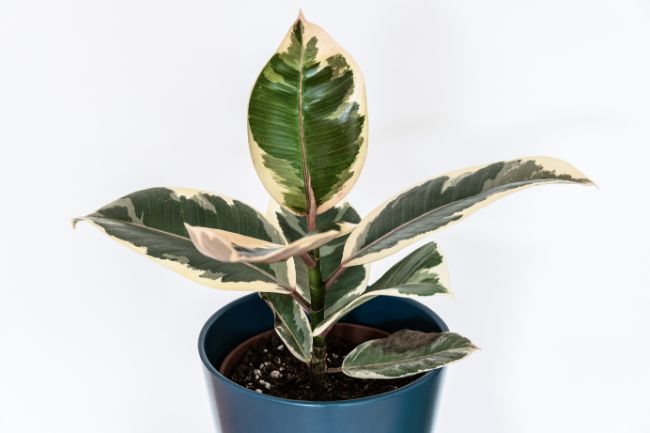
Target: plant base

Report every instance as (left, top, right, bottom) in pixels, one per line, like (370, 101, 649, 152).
(199, 294, 448, 433)
(221, 324, 420, 401)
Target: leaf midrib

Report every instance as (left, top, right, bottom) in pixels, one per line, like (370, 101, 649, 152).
(296, 29, 317, 226)
(87, 215, 286, 288)
(346, 178, 560, 263)
(344, 347, 472, 371)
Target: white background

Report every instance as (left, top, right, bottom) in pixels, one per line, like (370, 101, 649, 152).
(1, 1, 649, 432)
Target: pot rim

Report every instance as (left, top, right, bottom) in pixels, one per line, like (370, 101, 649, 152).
(198, 293, 449, 407)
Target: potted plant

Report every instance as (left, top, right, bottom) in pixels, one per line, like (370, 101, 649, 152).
(74, 12, 592, 433)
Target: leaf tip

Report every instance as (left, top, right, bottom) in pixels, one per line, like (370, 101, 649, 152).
(584, 178, 598, 189)
(296, 9, 306, 22)
(337, 221, 357, 234)
(71, 217, 83, 229)
(183, 222, 201, 246)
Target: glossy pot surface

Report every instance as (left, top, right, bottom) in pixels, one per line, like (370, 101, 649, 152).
(198, 294, 448, 433)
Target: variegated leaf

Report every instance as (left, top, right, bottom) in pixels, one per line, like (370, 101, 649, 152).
(261, 292, 313, 363)
(341, 330, 477, 379)
(266, 201, 310, 302)
(184, 223, 353, 264)
(248, 13, 368, 220)
(73, 187, 290, 292)
(75, 187, 313, 362)
(342, 157, 593, 266)
(269, 201, 370, 318)
(314, 242, 449, 336)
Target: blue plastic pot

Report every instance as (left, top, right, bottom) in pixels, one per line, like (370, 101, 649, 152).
(198, 293, 448, 433)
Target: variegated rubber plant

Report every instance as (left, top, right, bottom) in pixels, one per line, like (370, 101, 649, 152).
(74, 13, 593, 386)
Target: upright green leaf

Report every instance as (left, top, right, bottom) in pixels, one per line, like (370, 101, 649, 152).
(341, 330, 477, 379)
(342, 157, 593, 266)
(248, 13, 368, 219)
(314, 242, 450, 335)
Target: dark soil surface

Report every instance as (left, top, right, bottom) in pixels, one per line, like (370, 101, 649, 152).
(228, 333, 421, 401)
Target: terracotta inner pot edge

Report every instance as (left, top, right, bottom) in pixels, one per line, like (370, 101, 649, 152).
(219, 323, 390, 376)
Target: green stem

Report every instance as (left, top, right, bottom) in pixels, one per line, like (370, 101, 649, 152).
(308, 248, 327, 391)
